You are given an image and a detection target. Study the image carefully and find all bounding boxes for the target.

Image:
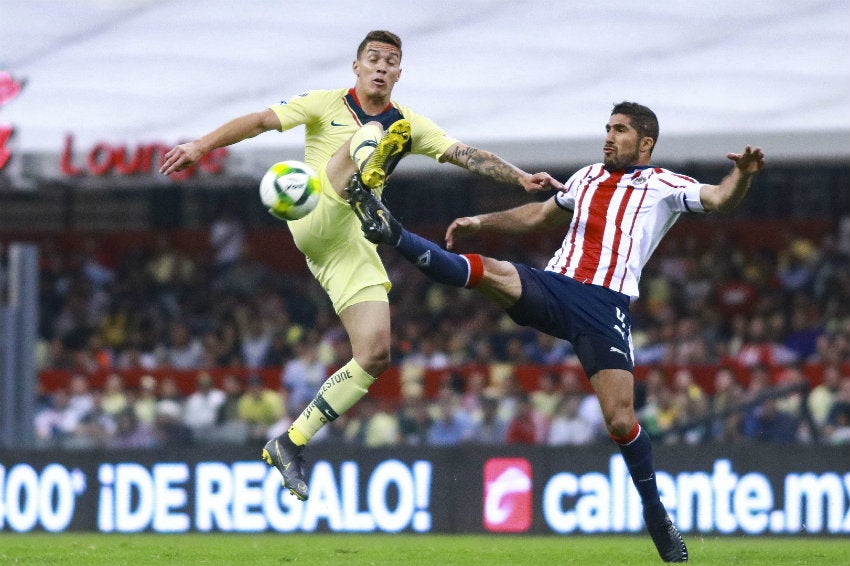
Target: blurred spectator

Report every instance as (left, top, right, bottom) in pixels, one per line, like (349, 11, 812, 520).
(164, 321, 204, 369)
(146, 235, 197, 311)
(668, 368, 710, 443)
(397, 396, 433, 446)
(404, 335, 450, 369)
(214, 318, 243, 367)
(782, 296, 824, 361)
(79, 236, 115, 290)
(710, 366, 745, 443)
(183, 371, 226, 441)
(468, 395, 508, 445)
(133, 374, 158, 425)
(211, 374, 250, 444)
(217, 374, 244, 424)
(427, 391, 473, 446)
(559, 367, 606, 441)
(741, 365, 772, 439)
(236, 374, 285, 441)
(750, 398, 801, 443)
(64, 374, 95, 432)
(547, 394, 595, 446)
(345, 397, 400, 447)
(530, 371, 561, 422)
(736, 315, 799, 368)
(525, 333, 575, 365)
(460, 369, 489, 417)
(155, 376, 185, 423)
(280, 336, 326, 416)
(823, 376, 850, 444)
(773, 365, 807, 421)
(505, 392, 545, 444)
(67, 390, 116, 449)
(154, 404, 194, 448)
(777, 237, 817, 294)
(209, 207, 246, 281)
(101, 372, 129, 416)
(33, 388, 71, 448)
(240, 311, 273, 370)
(808, 364, 843, 432)
(651, 385, 681, 443)
(713, 264, 758, 322)
(109, 407, 156, 449)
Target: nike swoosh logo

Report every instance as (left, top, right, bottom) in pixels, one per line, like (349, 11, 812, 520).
(330, 120, 347, 127)
(274, 442, 290, 472)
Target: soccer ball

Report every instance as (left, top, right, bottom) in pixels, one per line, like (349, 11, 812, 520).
(259, 160, 320, 221)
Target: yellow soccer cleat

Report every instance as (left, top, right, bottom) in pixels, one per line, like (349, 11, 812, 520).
(359, 119, 411, 191)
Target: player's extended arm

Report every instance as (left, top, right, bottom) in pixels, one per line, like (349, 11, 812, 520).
(441, 142, 564, 193)
(699, 145, 765, 212)
(445, 197, 571, 250)
(159, 109, 282, 175)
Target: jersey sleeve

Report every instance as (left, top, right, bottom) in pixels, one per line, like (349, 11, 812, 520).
(654, 169, 706, 213)
(554, 165, 595, 211)
(269, 90, 330, 132)
(397, 105, 458, 161)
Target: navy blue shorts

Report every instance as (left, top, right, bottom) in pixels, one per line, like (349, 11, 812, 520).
(504, 264, 634, 378)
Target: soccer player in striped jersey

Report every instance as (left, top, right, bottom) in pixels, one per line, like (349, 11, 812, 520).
(350, 101, 765, 563)
(160, 30, 561, 502)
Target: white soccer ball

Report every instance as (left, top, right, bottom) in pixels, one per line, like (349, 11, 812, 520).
(259, 160, 320, 221)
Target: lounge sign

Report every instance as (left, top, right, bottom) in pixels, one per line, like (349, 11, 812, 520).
(60, 134, 228, 180)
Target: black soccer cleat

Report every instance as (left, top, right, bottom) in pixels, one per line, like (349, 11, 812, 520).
(262, 436, 309, 501)
(347, 174, 402, 245)
(644, 510, 688, 563)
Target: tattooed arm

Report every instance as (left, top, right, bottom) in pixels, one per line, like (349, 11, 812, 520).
(440, 142, 563, 193)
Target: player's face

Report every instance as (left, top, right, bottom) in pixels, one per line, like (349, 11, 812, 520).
(353, 42, 402, 100)
(603, 114, 646, 170)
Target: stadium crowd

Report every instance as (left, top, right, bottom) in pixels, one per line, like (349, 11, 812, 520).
(31, 212, 850, 450)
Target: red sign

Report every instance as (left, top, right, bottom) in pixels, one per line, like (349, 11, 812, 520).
(483, 457, 533, 532)
(0, 125, 12, 170)
(0, 71, 24, 172)
(60, 134, 228, 180)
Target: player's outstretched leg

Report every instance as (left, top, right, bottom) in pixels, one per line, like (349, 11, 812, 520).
(347, 175, 402, 245)
(262, 432, 309, 501)
(359, 119, 410, 190)
(347, 176, 484, 289)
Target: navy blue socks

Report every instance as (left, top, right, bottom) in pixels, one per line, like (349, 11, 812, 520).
(615, 424, 664, 515)
(395, 228, 475, 288)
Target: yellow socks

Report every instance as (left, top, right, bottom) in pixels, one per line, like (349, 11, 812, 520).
(288, 358, 377, 445)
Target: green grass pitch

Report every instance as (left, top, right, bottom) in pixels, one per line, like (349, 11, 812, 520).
(0, 533, 843, 565)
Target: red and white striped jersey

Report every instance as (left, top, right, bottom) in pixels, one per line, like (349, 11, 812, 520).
(546, 164, 705, 299)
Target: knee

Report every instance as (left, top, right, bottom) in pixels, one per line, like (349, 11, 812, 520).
(354, 341, 391, 377)
(604, 409, 637, 438)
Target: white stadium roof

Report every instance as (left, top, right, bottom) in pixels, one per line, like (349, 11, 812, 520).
(1, 0, 848, 174)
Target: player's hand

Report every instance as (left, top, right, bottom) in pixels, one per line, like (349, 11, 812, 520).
(726, 146, 765, 176)
(521, 172, 565, 193)
(445, 216, 481, 250)
(160, 141, 204, 175)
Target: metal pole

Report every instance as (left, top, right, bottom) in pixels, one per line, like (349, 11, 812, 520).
(7, 243, 39, 449)
(0, 304, 17, 449)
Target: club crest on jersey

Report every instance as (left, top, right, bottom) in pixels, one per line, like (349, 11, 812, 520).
(633, 176, 647, 185)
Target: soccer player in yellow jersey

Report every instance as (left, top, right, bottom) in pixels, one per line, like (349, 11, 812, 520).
(160, 30, 562, 501)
